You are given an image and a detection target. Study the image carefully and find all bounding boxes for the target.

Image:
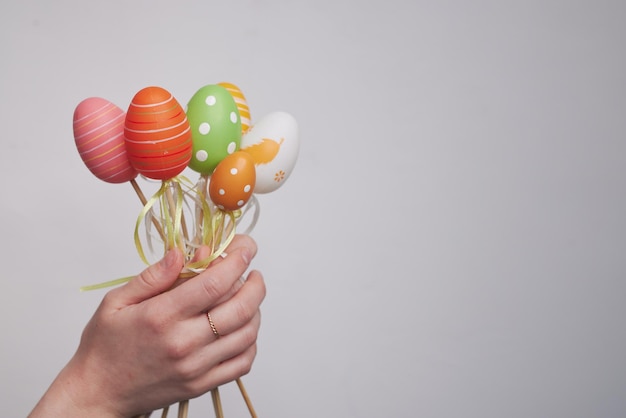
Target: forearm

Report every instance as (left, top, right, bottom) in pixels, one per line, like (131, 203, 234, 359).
(28, 360, 122, 418)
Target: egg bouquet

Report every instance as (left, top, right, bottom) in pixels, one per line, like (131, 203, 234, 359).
(72, 82, 299, 418)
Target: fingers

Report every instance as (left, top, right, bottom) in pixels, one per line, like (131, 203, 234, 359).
(200, 337, 259, 389)
(224, 234, 259, 258)
(107, 248, 184, 308)
(201, 235, 260, 303)
(203, 234, 259, 269)
(185, 234, 258, 274)
(191, 270, 265, 344)
(176, 271, 265, 356)
(183, 312, 262, 393)
(169, 235, 258, 317)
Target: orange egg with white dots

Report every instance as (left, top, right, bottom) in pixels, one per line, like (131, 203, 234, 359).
(209, 151, 256, 211)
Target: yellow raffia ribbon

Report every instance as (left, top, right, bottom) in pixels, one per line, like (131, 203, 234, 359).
(80, 211, 239, 290)
(134, 178, 185, 265)
(80, 276, 134, 292)
(186, 210, 238, 271)
(80, 173, 244, 290)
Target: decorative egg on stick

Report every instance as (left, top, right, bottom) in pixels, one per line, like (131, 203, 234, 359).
(123, 86, 233, 418)
(187, 83, 242, 176)
(73, 97, 137, 183)
(202, 151, 257, 253)
(184, 84, 258, 418)
(218, 81, 252, 134)
(184, 84, 243, 252)
(74, 82, 296, 418)
(209, 151, 256, 212)
(73, 97, 166, 242)
(123, 86, 194, 264)
(240, 111, 299, 194)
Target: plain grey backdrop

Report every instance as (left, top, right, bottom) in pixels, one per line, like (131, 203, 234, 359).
(1, 1, 625, 417)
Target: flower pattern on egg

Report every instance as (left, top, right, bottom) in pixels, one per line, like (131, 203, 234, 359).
(274, 170, 285, 182)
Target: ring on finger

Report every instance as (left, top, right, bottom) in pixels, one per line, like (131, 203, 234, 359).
(207, 311, 221, 338)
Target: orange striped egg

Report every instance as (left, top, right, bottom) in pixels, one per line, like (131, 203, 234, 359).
(219, 82, 251, 134)
(73, 97, 137, 183)
(124, 86, 192, 180)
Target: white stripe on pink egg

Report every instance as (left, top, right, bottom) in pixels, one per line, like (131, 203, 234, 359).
(74, 108, 124, 140)
(73, 100, 115, 124)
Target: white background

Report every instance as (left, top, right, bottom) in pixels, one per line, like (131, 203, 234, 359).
(1, 1, 625, 417)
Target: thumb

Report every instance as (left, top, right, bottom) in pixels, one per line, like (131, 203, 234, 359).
(109, 249, 184, 307)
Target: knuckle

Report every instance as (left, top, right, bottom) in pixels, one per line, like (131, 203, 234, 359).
(137, 267, 161, 290)
(236, 346, 257, 377)
(200, 274, 223, 302)
(179, 379, 202, 398)
(165, 337, 193, 361)
(233, 299, 255, 324)
(171, 365, 196, 387)
(143, 304, 170, 334)
(240, 323, 259, 348)
(238, 234, 257, 252)
(238, 361, 252, 377)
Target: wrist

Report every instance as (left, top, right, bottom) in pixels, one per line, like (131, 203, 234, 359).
(28, 357, 123, 418)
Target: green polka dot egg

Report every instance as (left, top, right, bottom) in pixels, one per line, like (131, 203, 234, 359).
(186, 84, 242, 175)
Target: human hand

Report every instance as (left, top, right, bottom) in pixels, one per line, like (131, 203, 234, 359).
(29, 235, 265, 418)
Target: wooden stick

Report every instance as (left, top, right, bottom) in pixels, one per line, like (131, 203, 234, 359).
(160, 405, 169, 418)
(211, 388, 224, 418)
(130, 178, 167, 242)
(176, 400, 189, 418)
(193, 174, 209, 246)
(236, 378, 258, 418)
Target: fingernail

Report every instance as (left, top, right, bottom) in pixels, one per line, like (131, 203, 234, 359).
(241, 248, 251, 265)
(161, 249, 177, 268)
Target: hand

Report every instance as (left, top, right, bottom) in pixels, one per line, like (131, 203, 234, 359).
(29, 235, 266, 418)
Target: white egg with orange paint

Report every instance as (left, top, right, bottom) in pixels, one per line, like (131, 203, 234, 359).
(240, 111, 299, 194)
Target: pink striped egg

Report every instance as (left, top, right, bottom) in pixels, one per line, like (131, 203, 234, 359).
(73, 97, 138, 183)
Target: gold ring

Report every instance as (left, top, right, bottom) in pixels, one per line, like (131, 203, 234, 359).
(207, 312, 220, 338)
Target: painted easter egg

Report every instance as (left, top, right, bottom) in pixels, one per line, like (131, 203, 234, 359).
(218, 82, 251, 134)
(186, 84, 242, 175)
(208, 151, 256, 211)
(73, 97, 137, 183)
(240, 111, 299, 194)
(124, 86, 192, 180)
